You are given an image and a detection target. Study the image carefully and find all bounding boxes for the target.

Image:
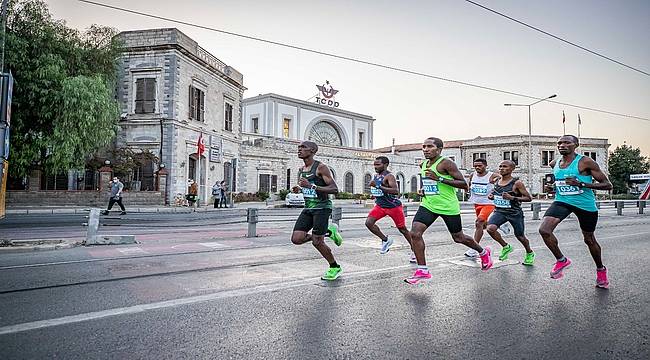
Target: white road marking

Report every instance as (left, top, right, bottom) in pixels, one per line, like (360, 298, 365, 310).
(198, 242, 228, 249)
(117, 247, 148, 255)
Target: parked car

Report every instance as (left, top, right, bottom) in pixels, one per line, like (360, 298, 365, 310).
(286, 192, 305, 208)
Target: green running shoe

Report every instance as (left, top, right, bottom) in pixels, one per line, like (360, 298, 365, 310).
(498, 244, 513, 261)
(321, 266, 342, 281)
(328, 224, 343, 246)
(523, 251, 535, 266)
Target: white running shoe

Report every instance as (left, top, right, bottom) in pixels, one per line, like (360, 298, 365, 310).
(409, 252, 417, 263)
(499, 223, 511, 235)
(464, 248, 479, 258)
(380, 238, 394, 254)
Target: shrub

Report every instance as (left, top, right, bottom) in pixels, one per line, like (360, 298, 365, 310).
(278, 189, 290, 200)
(335, 192, 354, 200)
(256, 191, 270, 201)
(234, 192, 262, 203)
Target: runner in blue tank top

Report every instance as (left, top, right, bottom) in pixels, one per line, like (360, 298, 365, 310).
(539, 135, 613, 288)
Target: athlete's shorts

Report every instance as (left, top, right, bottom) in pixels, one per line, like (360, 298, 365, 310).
(368, 205, 406, 228)
(474, 204, 496, 222)
(412, 206, 462, 234)
(488, 210, 525, 237)
(544, 201, 599, 233)
(293, 208, 332, 236)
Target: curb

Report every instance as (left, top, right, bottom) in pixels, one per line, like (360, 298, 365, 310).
(0, 240, 80, 253)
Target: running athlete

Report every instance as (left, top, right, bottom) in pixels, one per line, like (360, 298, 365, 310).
(405, 137, 493, 285)
(485, 160, 536, 265)
(539, 135, 613, 288)
(464, 158, 503, 258)
(365, 156, 412, 255)
(291, 141, 344, 281)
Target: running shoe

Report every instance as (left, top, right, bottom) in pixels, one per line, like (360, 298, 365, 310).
(522, 251, 535, 266)
(404, 269, 431, 284)
(321, 266, 342, 281)
(120, 211, 127, 215)
(464, 249, 479, 258)
(550, 258, 572, 279)
(409, 253, 417, 264)
(380, 238, 394, 254)
(498, 244, 513, 261)
(480, 247, 493, 271)
(499, 223, 511, 235)
(596, 267, 609, 289)
(327, 224, 343, 246)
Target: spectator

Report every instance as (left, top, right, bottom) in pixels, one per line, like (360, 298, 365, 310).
(101, 176, 126, 215)
(187, 179, 198, 208)
(212, 180, 222, 208)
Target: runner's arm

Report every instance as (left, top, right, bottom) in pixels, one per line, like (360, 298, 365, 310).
(440, 160, 469, 191)
(315, 163, 339, 194)
(381, 174, 400, 195)
(580, 157, 613, 191)
(513, 180, 532, 202)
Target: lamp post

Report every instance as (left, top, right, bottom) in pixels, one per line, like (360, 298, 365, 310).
(504, 94, 557, 191)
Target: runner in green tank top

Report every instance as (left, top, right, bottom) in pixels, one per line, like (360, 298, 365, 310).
(291, 141, 344, 281)
(405, 137, 494, 285)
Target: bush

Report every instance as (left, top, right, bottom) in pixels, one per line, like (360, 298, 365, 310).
(353, 193, 370, 200)
(406, 192, 421, 202)
(610, 193, 637, 200)
(256, 191, 270, 201)
(234, 192, 262, 203)
(335, 192, 354, 199)
(278, 189, 290, 200)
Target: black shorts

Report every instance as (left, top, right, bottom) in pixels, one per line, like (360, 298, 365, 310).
(293, 208, 332, 236)
(544, 201, 598, 233)
(412, 206, 463, 234)
(488, 210, 525, 237)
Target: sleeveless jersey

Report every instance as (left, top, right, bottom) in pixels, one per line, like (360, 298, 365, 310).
(469, 171, 494, 205)
(420, 157, 460, 215)
(299, 160, 332, 209)
(371, 171, 401, 209)
(553, 154, 597, 212)
(492, 177, 522, 214)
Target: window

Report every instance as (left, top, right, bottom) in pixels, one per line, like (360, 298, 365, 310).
(344, 172, 354, 193)
(259, 174, 278, 193)
(224, 162, 233, 189)
(224, 102, 233, 131)
(363, 173, 372, 193)
(584, 151, 597, 161)
(188, 85, 205, 121)
(135, 78, 156, 114)
(410, 175, 418, 193)
(252, 117, 259, 134)
(542, 150, 555, 167)
(472, 152, 487, 161)
(283, 118, 290, 138)
(286, 169, 291, 190)
(503, 151, 519, 166)
(358, 131, 365, 148)
(308, 121, 342, 146)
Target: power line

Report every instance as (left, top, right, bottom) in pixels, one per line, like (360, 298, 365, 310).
(78, 0, 650, 122)
(464, 0, 650, 77)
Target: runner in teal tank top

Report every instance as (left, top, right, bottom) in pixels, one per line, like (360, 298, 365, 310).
(405, 137, 495, 285)
(539, 135, 613, 289)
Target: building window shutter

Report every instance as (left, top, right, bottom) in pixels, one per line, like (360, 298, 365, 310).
(135, 79, 145, 113)
(199, 90, 205, 122)
(143, 78, 156, 113)
(271, 175, 278, 193)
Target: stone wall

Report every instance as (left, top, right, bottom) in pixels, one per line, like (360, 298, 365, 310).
(6, 191, 164, 207)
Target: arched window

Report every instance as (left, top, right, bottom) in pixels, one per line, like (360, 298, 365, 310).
(329, 167, 336, 180)
(308, 121, 343, 146)
(410, 175, 418, 193)
(363, 173, 372, 194)
(344, 172, 354, 193)
(396, 173, 405, 194)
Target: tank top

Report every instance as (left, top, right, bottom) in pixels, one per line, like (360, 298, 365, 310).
(469, 171, 494, 205)
(492, 177, 522, 214)
(299, 160, 332, 209)
(553, 153, 597, 212)
(420, 157, 460, 216)
(371, 171, 401, 209)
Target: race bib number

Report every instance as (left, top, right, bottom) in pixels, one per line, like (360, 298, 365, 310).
(556, 180, 582, 196)
(471, 183, 489, 196)
(493, 195, 511, 208)
(370, 186, 384, 197)
(422, 179, 439, 196)
(301, 187, 317, 198)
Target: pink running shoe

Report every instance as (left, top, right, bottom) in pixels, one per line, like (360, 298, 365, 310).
(550, 258, 572, 279)
(596, 268, 609, 289)
(404, 269, 432, 285)
(480, 247, 493, 271)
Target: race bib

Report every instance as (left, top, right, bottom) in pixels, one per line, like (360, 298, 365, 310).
(301, 186, 317, 198)
(370, 186, 384, 197)
(493, 195, 511, 208)
(471, 183, 489, 196)
(422, 178, 439, 196)
(556, 180, 582, 196)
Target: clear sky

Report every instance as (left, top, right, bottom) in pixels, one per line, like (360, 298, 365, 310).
(46, 0, 650, 155)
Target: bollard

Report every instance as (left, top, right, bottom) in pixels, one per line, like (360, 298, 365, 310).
(85, 208, 100, 244)
(639, 200, 646, 215)
(247, 208, 258, 238)
(616, 201, 624, 216)
(596, 202, 601, 209)
(532, 203, 542, 220)
(331, 207, 343, 229)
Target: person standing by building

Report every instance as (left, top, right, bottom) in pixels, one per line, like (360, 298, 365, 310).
(187, 179, 198, 208)
(291, 141, 344, 281)
(212, 180, 222, 208)
(220, 180, 228, 208)
(101, 176, 126, 215)
(539, 135, 613, 288)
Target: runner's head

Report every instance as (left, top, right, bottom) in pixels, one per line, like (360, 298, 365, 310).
(298, 141, 318, 159)
(557, 135, 579, 155)
(473, 158, 487, 174)
(422, 137, 443, 159)
(374, 156, 389, 173)
(498, 160, 516, 176)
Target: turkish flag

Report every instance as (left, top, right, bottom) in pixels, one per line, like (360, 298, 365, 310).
(197, 133, 205, 156)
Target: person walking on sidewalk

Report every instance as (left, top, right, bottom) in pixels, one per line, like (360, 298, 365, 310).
(212, 180, 222, 208)
(220, 180, 228, 208)
(187, 179, 198, 209)
(291, 141, 344, 281)
(101, 176, 126, 215)
(539, 135, 613, 288)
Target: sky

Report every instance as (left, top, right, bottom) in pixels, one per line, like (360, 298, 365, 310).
(46, 0, 650, 155)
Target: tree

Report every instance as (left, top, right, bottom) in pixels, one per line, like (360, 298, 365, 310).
(608, 144, 650, 194)
(4, 0, 122, 177)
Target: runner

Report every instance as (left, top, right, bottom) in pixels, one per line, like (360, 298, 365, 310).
(291, 141, 344, 281)
(405, 137, 493, 285)
(485, 160, 535, 265)
(539, 135, 613, 288)
(365, 156, 412, 256)
(464, 158, 504, 258)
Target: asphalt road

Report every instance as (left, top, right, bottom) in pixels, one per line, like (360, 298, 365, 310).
(0, 211, 648, 359)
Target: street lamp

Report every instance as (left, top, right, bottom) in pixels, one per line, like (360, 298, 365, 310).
(504, 94, 557, 191)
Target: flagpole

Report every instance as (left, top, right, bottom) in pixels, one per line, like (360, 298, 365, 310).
(577, 114, 581, 141)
